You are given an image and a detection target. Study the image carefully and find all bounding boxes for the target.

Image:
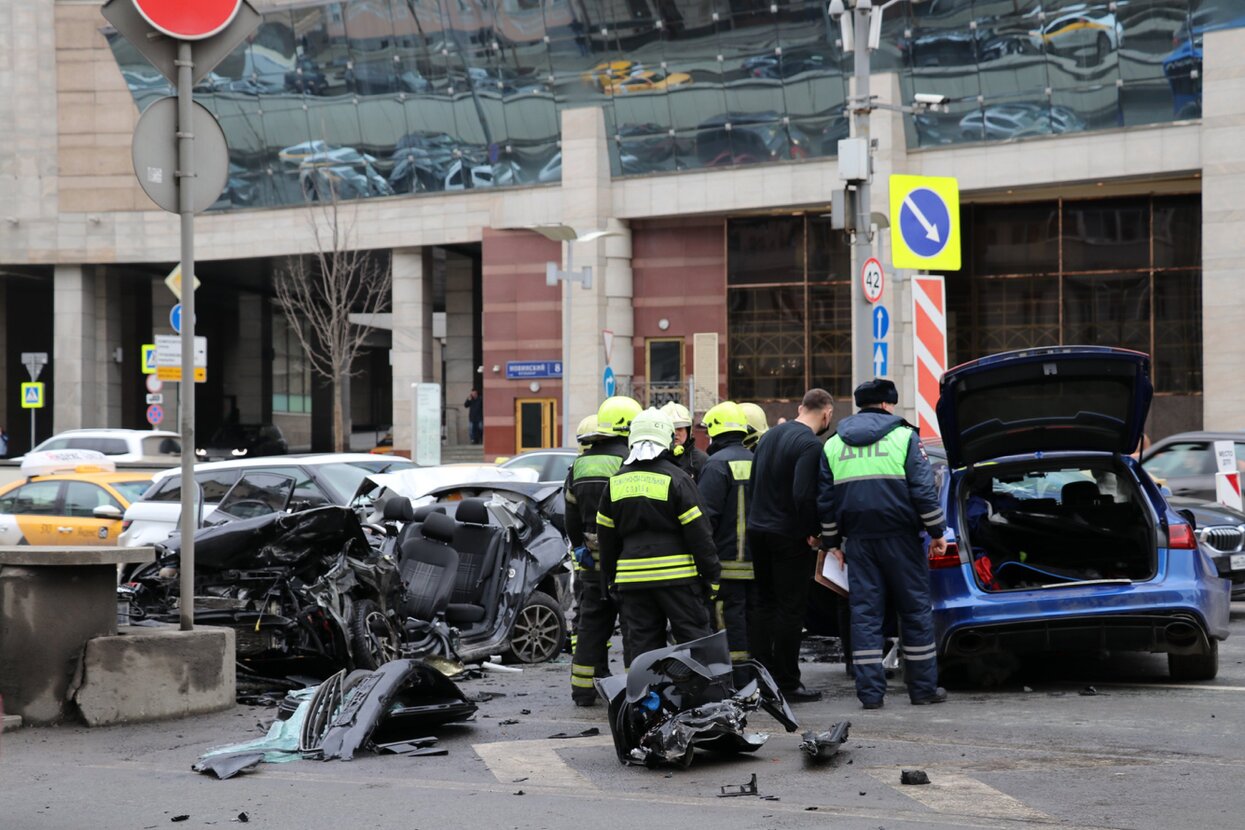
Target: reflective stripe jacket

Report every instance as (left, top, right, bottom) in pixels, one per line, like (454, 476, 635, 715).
(563, 437, 629, 564)
(596, 456, 720, 591)
(698, 434, 754, 580)
(817, 410, 945, 548)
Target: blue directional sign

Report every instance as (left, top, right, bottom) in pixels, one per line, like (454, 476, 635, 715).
(506, 360, 563, 380)
(872, 342, 888, 377)
(889, 174, 961, 271)
(170, 303, 182, 334)
(899, 189, 951, 258)
(873, 305, 890, 340)
(603, 366, 617, 397)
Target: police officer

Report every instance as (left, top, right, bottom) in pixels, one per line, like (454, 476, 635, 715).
(661, 402, 709, 482)
(740, 402, 769, 451)
(818, 379, 948, 709)
(597, 408, 720, 657)
(698, 401, 757, 662)
(564, 395, 642, 705)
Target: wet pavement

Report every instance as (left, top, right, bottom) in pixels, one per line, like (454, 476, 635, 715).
(6, 606, 1245, 829)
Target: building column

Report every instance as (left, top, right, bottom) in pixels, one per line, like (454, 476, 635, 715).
(53, 265, 97, 432)
(93, 268, 124, 427)
(391, 247, 434, 453)
(443, 252, 476, 446)
(1201, 27, 1245, 429)
(232, 293, 265, 423)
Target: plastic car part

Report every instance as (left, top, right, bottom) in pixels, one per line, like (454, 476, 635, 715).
(718, 773, 759, 797)
(799, 721, 851, 762)
(191, 750, 266, 780)
(595, 631, 799, 768)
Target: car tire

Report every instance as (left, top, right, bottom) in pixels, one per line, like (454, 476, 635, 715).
(1168, 637, 1218, 681)
(503, 590, 567, 664)
(349, 599, 401, 671)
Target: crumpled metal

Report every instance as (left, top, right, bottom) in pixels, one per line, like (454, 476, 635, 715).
(596, 630, 799, 768)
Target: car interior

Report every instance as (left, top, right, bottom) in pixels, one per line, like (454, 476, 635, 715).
(958, 459, 1157, 591)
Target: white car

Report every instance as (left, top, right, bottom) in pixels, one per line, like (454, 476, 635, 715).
(118, 453, 415, 547)
(1027, 6, 1123, 55)
(26, 429, 181, 463)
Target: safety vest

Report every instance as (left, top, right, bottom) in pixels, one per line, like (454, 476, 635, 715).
(572, 453, 623, 481)
(721, 458, 753, 580)
(824, 427, 911, 483)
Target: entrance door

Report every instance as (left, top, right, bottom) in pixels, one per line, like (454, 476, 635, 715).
(515, 398, 558, 452)
(646, 337, 684, 407)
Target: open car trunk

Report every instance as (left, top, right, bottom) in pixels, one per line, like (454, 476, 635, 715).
(958, 457, 1156, 591)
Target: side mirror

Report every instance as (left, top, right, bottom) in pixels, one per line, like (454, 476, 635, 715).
(1177, 508, 1197, 531)
(93, 504, 123, 520)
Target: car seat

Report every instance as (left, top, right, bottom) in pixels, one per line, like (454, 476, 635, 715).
(445, 498, 504, 626)
(398, 511, 460, 624)
(1061, 480, 1104, 508)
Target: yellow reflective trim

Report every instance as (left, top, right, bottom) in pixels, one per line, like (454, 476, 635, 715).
(616, 554, 695, 569)
(571, 664, 595, 676)
(727, 460, 751, 481)
(595, 512, 615, 528)
(730, 650, 751, 662)
(721, 561, 754, 578)
(571, 676, 596, 689)
(610, 471, 671, 502)
(678, 505, 703, 525)
(615, 567, 700, 583)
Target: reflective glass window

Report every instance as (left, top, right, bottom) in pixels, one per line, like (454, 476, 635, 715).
(727, 286, 806, 401)
(971, 202, 1059, 275)
(1063, 199, 1150, 271)
(1154, 195, 1200, 269)
(1154, 270, 1203, 393)
(1041, 0, 1122, 92)
(728, 217, 804, 284)
(1117, 0, 1190, 83)
(1062, 272, 1152, 354)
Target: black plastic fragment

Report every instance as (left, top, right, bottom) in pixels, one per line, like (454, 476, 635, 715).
(718, 773, 759, 797)
(235, 813, 250, 823)
(901, 769, 931, 786)
(171, 817, 189, 823)
(546, 727, 600, 739)
(499, 719, 520, 726)
(1079, 686, 1098, 696)
(799, 721, 851, 763)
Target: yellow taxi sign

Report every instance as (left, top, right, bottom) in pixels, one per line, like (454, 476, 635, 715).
(141, 343, 156, 374)
(164, 264, 201, 302)
(156, 366, 207, 383)
(20, 382, 44, 409)
(889, 174, 961, 271)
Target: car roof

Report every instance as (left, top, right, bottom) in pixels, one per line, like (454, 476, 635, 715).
(1150, 431, 1245, 442)
(22, 471, 154, 485)
(150, 453, 413, 481)
(47, 429, 179, 439)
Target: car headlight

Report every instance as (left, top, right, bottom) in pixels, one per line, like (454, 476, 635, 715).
(231, 448, 248, 457)
(195, 448, 207, 457)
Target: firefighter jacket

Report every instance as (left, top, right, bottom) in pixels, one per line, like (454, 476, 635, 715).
(596, 456, 721, 592)
(673, 436, 709, 482)
(698, 433, 754, 580)
(817, 409, 946, 549)
(563, 437, 629, 566)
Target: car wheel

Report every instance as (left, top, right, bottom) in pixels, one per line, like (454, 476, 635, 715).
(504, 590, 566, 664)
(1168, 637, 1218, 681)
(349, 599, 401, 670)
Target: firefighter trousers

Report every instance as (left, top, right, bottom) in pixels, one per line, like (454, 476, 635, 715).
(715, 578, 759, 662)
(618, 584, 712, 658)
(846, 534, 940, 704)
(570, 571, 619, 700)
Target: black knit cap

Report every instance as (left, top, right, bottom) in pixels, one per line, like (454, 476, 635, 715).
(854, 378, 899, 407)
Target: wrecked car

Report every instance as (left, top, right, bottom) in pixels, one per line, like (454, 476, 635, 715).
(932, 346, 1230, 681)
(595, 631, 798, 768)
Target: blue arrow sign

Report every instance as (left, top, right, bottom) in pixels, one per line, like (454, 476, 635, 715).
(872, 342, 888, 377)
(899, 188, 952, 259)
(603, 366, 617, 397)
(873, 305, 890, 340)
(171, 303, 182, 334)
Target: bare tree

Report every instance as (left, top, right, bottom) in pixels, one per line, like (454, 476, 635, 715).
(273, 193, 391, 452)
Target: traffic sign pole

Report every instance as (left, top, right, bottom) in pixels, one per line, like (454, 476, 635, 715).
(850, 3, 876, 391)
(176, 40, 196, 632)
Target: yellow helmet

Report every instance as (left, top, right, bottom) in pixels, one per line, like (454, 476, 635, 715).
(660, 401, 693, 429)
(628, 407, 674, 449)
(740, 402, 769, 449)
(597, 396, 643, 437)
(576, 415, 607, 447)
(701, 401, 749, 438)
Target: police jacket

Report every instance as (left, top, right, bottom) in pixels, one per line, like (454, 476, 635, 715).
(563, 437, 629, 564)
(674, 436, 709, 482)
(698, 434, 754, 580)
(746, 420, 827, 538)
(817, 409, 945, 548)
(596, 455, 720, 592)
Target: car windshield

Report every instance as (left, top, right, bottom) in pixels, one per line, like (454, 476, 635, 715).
(112, 480, 152, 504)
(992, 469, 1105, 502)
(313, 459, 415, 502)
(1144, 442, 1215, 478)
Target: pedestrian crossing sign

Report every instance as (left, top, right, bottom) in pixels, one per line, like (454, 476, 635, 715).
(21, 382, 44, 409)
(141, 343, 156, 374)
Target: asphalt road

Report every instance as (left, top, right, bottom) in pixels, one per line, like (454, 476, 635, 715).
(7, 606, 1245, 830)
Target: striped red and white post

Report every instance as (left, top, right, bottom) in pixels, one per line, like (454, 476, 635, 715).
(912, 275, 947, 439)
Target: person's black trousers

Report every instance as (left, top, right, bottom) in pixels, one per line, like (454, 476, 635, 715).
(716, 578, 759, 662)
(618, 584, 712, 658)
(748, 530, 817, 691)
(570, 573, 619, 700)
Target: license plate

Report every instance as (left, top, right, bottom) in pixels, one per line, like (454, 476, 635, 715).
(1230, 554, 1245, 571)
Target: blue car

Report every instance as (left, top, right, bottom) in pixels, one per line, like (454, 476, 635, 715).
(930, 346, 1230, 681)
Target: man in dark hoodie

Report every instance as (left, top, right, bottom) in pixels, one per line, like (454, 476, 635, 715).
(818, 378, 948, 710)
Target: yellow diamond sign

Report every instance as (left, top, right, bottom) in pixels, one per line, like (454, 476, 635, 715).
(164, 264, 201, 302)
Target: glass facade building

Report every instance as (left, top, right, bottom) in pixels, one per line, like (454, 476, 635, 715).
(106, 0, 1245, 211)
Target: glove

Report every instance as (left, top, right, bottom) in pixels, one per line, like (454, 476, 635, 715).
(704, 581, 720, 601)
(573, 546, 595, 569)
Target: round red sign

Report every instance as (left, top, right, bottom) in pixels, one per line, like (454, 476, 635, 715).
(131, 0, 243, 40)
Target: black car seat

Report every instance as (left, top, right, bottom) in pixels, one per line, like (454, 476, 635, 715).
(382, 497, 415, 523)
(398, 511, 460, 623)
(445, 498, 504, 626)
(1061, 481, 1104, 509)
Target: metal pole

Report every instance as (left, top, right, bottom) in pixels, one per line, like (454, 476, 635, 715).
(561, 242, 573, 448)
(30, 407, 35, 452)
(850, 4, 875, 391)
(176, 41, 196, 632)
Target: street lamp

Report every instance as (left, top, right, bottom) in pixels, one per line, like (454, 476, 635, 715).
(828, 0, 946, 391)
(527, 224, 619, 447)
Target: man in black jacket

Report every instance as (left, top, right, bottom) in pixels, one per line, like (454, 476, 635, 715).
(746, 388, 834, 702)
(598, 408, 720, 658)
(464, 389, 484, 444)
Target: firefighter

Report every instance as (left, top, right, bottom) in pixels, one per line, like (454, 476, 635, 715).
(576, 414, 607, 452)
(697, 401, 758, 662)
(740, 403, 769, 451)
(818, 378, 948, 709)
(564, 395, 642, 706)
(597, 408, 720, 657)
(661, 401, 709, 481)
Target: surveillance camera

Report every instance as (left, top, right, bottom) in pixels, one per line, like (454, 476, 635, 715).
(914, 93, 949, 105)
(828, 0, 846, 17)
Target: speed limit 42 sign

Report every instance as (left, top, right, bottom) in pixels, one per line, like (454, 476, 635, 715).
(861, 257, 885, 304)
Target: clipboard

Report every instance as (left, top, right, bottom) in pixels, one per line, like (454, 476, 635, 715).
(814, 548, 849, 598)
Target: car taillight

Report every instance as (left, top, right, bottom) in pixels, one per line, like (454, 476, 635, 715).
(929, 541, 960, 569)
(1168, 522, 1197, 550)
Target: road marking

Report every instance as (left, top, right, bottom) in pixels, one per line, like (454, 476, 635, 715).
(1098, 682, 1245, 693)
(472, 735, 612, 789)
(869, 766, 1053, 823)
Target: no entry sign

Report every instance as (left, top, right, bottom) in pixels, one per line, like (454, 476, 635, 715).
(131, 0, 243, 40)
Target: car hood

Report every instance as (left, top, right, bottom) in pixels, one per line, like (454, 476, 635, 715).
(1167, 496, 1245, 529)
(936, 346, 1152, 468)
(354, 464, 539, 501)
